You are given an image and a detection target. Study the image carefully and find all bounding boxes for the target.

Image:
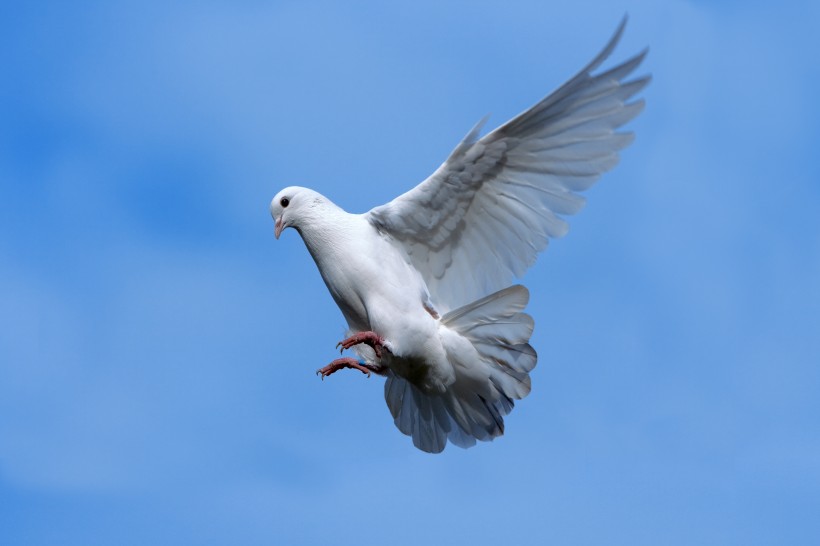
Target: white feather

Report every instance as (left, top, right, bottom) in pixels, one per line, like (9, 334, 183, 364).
(269, 17, 648, 453)
(368, 17, 649, 312)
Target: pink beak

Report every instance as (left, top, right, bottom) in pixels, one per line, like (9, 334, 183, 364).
(274, 217, 284, 239)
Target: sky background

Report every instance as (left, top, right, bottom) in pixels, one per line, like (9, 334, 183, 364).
(1, 1, 819, 544)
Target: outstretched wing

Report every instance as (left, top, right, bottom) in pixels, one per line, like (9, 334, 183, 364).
(366, 18, 649, 312)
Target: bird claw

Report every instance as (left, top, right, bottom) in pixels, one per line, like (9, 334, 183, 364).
(336, 331, 385, 359)
(317, 357, 380, 379)
(319, 333, 388, 380)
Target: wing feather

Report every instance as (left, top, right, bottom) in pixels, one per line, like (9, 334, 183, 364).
(367, 17, 649, 310)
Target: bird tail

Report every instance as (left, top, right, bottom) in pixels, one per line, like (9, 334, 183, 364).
(384, 285, 537, 453)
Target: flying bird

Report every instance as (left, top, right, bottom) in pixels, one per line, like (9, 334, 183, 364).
(270, 18, 649, 453)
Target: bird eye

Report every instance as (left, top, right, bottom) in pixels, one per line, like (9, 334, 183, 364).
(280, 197, 290, 208)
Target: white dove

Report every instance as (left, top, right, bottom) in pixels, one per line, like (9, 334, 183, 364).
(270, 18, 648, 453)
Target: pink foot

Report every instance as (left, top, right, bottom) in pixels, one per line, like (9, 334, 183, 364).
(316, 357, 384, 380)
(336, 331, 386, 359)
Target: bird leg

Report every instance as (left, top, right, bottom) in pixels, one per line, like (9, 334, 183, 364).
(316, 357, 384, 380)
(336, 331, 386, 359)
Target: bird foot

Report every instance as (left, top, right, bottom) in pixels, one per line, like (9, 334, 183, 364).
(336, 331, 386, 359)
(316, 357, 384, 380)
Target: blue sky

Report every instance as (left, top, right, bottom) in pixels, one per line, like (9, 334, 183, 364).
(2, 1, 819, 544)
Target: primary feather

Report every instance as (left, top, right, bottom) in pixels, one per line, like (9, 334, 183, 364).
(368, 17, 649, 312)
(270, 18, 649, 452)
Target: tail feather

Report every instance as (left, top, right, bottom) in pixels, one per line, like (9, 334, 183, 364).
(440, 284, 529, 326)
(384, 285, 537, 453)
(386, 375, 451, 453)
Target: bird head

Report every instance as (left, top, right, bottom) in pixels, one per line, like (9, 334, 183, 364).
(270, 186, 322, 239)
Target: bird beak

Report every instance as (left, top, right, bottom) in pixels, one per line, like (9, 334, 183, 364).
(274, 216, 284, 239)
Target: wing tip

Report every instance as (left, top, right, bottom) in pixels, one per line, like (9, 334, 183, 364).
(593, 14, 629, 70)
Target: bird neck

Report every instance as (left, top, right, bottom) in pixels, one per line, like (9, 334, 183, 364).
(297, 202, 359, 265)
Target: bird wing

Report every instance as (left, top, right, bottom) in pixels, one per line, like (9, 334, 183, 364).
(366, 18, 649, 312)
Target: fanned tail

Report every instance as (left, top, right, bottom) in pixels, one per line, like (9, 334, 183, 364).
(384, 285, 537, 453)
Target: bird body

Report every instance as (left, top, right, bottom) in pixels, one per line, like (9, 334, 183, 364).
(269, 18, 649, 452)
(287, 189, 454, 393)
